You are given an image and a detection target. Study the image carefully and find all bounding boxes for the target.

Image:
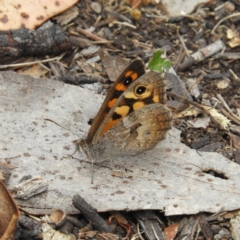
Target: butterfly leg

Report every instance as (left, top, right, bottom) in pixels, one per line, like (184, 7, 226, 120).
(91, 159, 94, 184)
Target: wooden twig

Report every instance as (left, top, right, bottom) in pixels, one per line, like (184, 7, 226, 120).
(72, 194, 116, 233)
(175, 75, 203, 112)
(168, 92, 223, 128)
(179, 40, 225, 70)
(216, 94, 240, 125)
(76, 27, 118, 50)
(212, 12, 240, 34)
(229, 69, 240, 83)
(0, 56, 62, 69)
(177, 30, 190, 57)
(112, 20, 136, 29)
(0, 23, 72, 64)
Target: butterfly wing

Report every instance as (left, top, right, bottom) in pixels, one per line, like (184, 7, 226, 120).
(86, 59, 145, 143)
(89, 103, 172, 160)
(93, 71, 168, 142)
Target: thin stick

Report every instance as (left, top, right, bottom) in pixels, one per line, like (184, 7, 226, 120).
(76, 27, 117, 50)
(229, 69, 240, 83)
(175, 75, 203, 112)
(112, 20, 136, 29)
(212, 12, 240, 34)
(216, 94, 240, 125)
(168, 92, 221, 127)
(177, 28, 190, 57)
(0, 56, 62, 69)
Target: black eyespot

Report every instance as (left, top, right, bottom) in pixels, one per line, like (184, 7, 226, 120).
(124, 77, 132, 86)
(135, 85, 146, 95)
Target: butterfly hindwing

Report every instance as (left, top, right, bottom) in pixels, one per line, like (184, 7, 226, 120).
(90, 103, 172, 158)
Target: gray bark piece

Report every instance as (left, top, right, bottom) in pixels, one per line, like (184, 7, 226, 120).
(1, 71, 240, 216)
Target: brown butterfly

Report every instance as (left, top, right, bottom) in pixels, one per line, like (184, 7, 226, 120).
(78, 59, 172, 180)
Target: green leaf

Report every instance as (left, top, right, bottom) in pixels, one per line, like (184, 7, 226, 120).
(148, 50, 171, 73)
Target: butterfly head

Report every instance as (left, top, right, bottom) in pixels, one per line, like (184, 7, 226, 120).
(77, 139, 92, 160)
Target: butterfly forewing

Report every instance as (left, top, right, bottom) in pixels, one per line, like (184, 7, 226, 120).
(86, 59, 145, 143)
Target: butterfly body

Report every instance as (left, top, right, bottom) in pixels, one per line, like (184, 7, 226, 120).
(78, 60, 172, 163)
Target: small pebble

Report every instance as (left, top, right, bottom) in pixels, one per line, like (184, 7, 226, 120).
(217, 79, 230, 89)
(130, 9, 141, 20)
(90, 2, 101, 14)
(224, 1, 235, 12)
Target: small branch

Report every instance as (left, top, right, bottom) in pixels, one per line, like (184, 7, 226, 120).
(76, 27, 118, 50)
(72, 194, 116, 233)
(177, 30, 190, 57)
(179, 40, 225, 70)
(112, 20, 136, 29)
(212, 12, 240, 34)
(168, 92, 224, 128)
(0, 56, 62, 69)
(216, 94, 240, 125)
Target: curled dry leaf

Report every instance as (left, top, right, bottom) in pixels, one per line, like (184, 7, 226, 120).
(109, 215, 132, 238)
(163, 224, 179, 240)
(49, 209, 67, 228)
(0, 180, 19, 240)
(0, 0, 78, 30)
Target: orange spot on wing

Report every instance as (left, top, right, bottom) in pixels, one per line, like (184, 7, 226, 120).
(116, 71, 139, 91)
(130, 72, 138, 81)
(108, 98, 117, 108)
(101, 106, 130, 135)
(125, 70, 134, 77)
(133, 101, 145, 110)
(115, 106, 129, 118)
(125, 71, 138, 81)
(101, 119, 120, 135)
(116, 83, 127, 91)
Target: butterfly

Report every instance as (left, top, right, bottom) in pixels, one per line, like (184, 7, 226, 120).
(78, 59, 172, 181)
